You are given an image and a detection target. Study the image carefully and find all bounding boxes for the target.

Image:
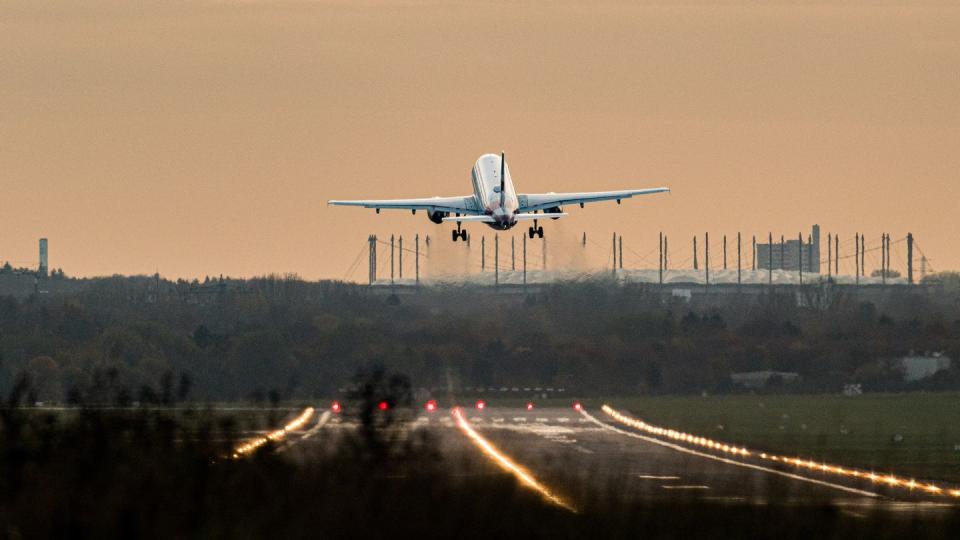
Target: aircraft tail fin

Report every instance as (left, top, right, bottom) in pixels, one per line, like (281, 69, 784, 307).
(499, 152, 506, 208)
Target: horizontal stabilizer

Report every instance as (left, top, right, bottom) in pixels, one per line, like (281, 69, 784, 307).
(441, 215, 496, 223)
(513, 213, 567, 221)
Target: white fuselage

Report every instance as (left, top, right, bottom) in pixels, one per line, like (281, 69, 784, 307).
(471, 154, 519, 230)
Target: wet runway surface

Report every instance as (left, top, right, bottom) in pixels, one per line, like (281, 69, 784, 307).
(281, 406, 958, 517)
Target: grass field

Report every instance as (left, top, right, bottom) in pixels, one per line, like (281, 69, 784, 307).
(608, 393, 960, 484)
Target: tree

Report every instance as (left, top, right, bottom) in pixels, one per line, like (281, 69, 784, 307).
(26, 356, 61, 403)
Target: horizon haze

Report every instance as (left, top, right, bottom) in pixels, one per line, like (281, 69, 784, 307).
(3, 1, 958, 280)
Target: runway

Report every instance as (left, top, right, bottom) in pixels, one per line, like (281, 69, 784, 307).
(277, 405, 958, 516)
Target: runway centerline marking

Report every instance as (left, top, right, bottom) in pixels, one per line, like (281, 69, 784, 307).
(577, 408, 880, 499)
(452, 408, 577, 513)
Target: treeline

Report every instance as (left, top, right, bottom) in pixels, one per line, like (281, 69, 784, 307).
(1, 276, 959, 403)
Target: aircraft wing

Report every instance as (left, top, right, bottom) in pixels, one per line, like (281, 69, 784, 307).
(327, 195, 482, 215)
(517, 187, 669, 213)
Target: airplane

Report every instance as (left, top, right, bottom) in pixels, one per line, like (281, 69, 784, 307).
(328, 153, 669, 242)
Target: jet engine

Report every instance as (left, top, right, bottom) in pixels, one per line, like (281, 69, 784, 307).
(428, 210, 449, 224)
(544, 206, 563, 220)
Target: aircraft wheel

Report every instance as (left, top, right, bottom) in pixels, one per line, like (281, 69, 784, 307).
(537, 226, 544, 238)
(452, 230, 459, 242)
(528, 227, 535, 239)
(460, 230, 468, 241)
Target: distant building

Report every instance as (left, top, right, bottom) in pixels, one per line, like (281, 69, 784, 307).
(900, 352, 951, 382)
(39, 238, 48, 278)
(756, 225, 820, 273)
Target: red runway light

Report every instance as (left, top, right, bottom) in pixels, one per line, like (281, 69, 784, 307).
(425, 400, 437, 412)
(331, 401, 341, 413)
(476, 400, 486, 410)
(378, 401, 389, 411)
(526, 403, 534, 411)
(573, 402, 582, 411)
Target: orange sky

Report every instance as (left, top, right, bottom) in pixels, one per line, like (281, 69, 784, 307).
(2, 1, 958, 281)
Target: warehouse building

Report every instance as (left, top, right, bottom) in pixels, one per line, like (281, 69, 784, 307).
(756, 225, 820, 273)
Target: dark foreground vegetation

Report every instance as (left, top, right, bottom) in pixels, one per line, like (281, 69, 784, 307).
(2, 379, 959, 539)
(0, 275, 959, 402)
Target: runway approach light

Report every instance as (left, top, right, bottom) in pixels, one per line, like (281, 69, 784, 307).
(476, 400, 486, 410)
(573, 402, 583, 411)
(526, 403, 535, 411)
(378, 401, 389, 411)
(425, 400, 438, 412)
(331, 401, 342, 413)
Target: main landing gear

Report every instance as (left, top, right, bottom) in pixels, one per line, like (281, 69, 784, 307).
(451, 223, 468, 242)
(528, 219, 544, 239)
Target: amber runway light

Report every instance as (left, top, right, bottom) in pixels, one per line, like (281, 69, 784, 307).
(452, 407, 576, 512)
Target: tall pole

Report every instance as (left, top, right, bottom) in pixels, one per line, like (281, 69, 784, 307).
(768, 232, 773, 286)
(369, 234, 377, 285)
(855, 233, 860, 285)
(880, 233, 884, 282)
(495, 234, 499, 286)
(664, 235, 668, 270)
(835, 234, 839, 276)
(481, 236, 486, 272)
(705, 232, 710, 286)
(886, 233, 890, 281)
(907, 232, 914, 284)
(827, 233, 832, 278)
(886, 233, 890, 279)
(390, 234, 395, 284)
(881, 233, 886, 285)
(693, 236, 698, 271)
(612, 232, 617, 273)
(398, 236, 403, 280)
(512, 237, 516, 271)
(798, 232, 803, 285)
(723, 235, 728, 270)
(415, 234, 420, 284)
(659, 232, 663, 285)
(752, 236, 756, 271)
(523, 234, 527, 285)
(780, 235, 785, 270)
(737, 231, 743, 285)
